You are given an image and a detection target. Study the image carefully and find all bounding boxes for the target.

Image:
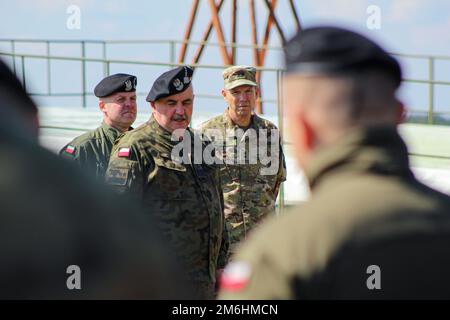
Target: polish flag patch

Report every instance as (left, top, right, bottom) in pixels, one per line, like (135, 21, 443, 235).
(118, 147, 131, 158)
(65, 145, 76, 155)
(219, 261, 252, 292)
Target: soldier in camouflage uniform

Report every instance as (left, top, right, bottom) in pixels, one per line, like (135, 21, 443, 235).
(59, 73, 137, 179)
(219, 27, 450, 299)
(0, 58, 192, 299)
(200, 66, 286, 255)
(105, 66, 228, 299)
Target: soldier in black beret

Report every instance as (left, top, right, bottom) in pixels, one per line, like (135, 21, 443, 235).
(59, 73, 137, 180)
(146, 65, 194, 132)
(220, 26, 450, 299)
(106, 66, 229, 299)
(0, 58, 194, 299)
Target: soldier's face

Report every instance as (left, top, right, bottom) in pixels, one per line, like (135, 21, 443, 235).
(100, 92, 137, 129)
(222, 85, 258, 120)
(151, 85, 194, 133)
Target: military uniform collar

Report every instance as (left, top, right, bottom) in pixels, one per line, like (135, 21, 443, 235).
(148, 117, 192, 146)
(305, 126, 413, 190)
(100, 122, 132, 141)
(222, 108, 259, 130)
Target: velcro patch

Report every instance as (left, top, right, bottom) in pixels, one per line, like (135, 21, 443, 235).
(105, 168, 129, 186)
(118, 147, 131, 158)
(65, 145, 76, 155)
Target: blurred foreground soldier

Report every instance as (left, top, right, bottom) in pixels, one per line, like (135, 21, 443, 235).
(105, 66, 228, 299)
(59, 73, 137, 179)
(200, 66, 286, 255)
(0, 59, 191, 299)
(219, 26, 450, 299)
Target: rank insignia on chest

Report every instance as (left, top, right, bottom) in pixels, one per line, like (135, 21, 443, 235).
(65, 145, 76, 155)
(118, 147, 131, 158)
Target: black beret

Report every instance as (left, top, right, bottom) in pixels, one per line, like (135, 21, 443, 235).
(285, 26, 402, 87)
(146, 66, 193, 102)
(94, 73, 137, 98)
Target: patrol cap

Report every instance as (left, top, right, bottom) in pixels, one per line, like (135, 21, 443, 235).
(284, 26, 402, 87)
(222, 65, 257, 90)
(146, 66, 193, 102)
(94, 73, 137, 98)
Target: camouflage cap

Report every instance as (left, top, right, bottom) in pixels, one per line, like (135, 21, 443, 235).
(222, 66, 257, 90)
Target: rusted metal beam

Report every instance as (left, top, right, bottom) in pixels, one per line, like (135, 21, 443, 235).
(262, 0, 286, 45)
(257, 0, 279, 114)
(259, 0, 278, 66)
(249, 0, 263, 114)
(249, 0, 260, 67)
(289, 0, 302, 32)
(230, 0, 237, 64)
(192, 0, 225, 64)
(208, 0, 231, 65)
(178, 0, 201, 63)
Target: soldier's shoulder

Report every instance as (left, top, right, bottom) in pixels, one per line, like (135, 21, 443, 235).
(60, 128, 100, 155)
(71, 128, 102, 146)
(114, 122, 150, 146)
(199, 114, 224, 130)
(253, 114, 279, 130)
(237, 200, 343, 261)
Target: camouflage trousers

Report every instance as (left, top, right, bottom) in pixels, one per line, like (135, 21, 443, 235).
(191, 280, 216, 300)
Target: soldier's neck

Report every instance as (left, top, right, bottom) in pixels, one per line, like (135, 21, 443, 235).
(228, 109, 252, 128)
(104, 119, 129, 133)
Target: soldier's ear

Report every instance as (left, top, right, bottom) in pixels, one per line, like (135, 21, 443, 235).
(99, 100, 106, 113)
(221, 89, 227, 100)
(299, 114, 315, 151)
(395, 100, 406, 125)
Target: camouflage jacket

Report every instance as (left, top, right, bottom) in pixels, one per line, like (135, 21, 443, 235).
(59, 122, 130, 179)
(200, 110, 287, 249)
(105, 117, 229, 298)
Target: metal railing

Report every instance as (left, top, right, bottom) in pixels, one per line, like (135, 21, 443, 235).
(2, 38, 450, 124)
(3, 38, 450, 212)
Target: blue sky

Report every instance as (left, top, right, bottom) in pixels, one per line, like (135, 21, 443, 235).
(1, 0, 450, 116)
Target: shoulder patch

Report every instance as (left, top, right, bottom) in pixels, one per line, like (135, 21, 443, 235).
(118, 147, 131, 158)
(219, 261, 252, 292)
(65, 145, 76, 155)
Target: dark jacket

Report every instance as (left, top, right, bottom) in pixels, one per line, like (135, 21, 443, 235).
(220, 126, 450, 299)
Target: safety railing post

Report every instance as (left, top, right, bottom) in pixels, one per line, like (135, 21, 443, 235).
(276, 69, 285, 215)
(428, 57, 435, 125)
(11, 40, 16, 75)
(46, 41, 51, 95)
(102, 41, 107, 77)
(81, 41, 86, 108)
(170, 41, 175, 64)
(21, 55, 26, 91)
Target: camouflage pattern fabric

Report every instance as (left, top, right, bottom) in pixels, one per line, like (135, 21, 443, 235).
(200, 110, 286, 253)
(59, 122, 130, 179)
(105, 117, 229, 299)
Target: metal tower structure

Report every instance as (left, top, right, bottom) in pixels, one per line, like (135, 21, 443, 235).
(178, 0, 302, 114)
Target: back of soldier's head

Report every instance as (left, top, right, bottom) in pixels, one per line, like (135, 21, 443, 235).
(0, 59, 39, 137)
(284, 26, 403, 128)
